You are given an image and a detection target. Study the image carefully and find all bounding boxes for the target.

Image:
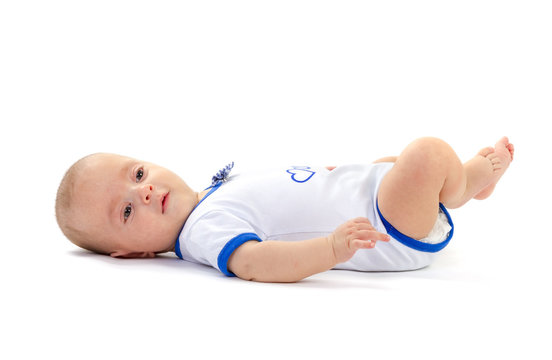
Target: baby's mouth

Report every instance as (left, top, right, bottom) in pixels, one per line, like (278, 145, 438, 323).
(162, 192, 169, 214)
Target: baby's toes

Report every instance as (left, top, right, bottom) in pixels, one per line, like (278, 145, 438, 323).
(486, 153, 502, 170)
(490, 155, 501, 165)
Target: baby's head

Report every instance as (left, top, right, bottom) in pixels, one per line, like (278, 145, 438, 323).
(56, 153, 198, 258)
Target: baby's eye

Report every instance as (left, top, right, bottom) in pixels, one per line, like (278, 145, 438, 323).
(124, 204, 132, 222)
(136, 168, 144, 183)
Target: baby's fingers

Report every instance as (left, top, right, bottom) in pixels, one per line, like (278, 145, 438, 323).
(351, 239, 376, 250)
(351, 238, 382, 250)
(350, 233, 391, 251)
(351, 217, 374, 226)
(356, 230, 391, 242)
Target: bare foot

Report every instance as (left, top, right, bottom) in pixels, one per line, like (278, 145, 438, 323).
(474, 137, 514, 200)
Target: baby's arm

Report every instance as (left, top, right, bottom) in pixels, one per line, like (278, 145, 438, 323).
(227, 218, 390, 283)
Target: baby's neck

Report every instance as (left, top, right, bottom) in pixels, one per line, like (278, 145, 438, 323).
(197, 189, 210, 204)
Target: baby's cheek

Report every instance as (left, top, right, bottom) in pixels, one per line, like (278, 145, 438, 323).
(146, 219, 177, 245)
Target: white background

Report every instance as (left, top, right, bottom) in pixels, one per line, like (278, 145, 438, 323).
(1, 1, 551, 359)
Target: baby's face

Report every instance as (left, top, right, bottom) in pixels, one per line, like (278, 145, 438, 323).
(73, 154, 198, 257)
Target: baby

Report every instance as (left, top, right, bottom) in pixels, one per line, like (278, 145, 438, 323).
(56, 137, 514, 282)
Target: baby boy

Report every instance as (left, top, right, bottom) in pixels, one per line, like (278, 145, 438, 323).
(56, 137, 514, 282)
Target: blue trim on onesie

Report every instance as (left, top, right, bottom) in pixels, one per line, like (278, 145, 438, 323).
(218, 233, 262, 277)
(174, 182, 224, 260)
(174, 240, 183, 259)
(376, 200, 454, 253)
(196, 182, 223, 209)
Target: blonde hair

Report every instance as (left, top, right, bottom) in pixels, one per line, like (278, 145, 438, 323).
(55, 154, 109, 255)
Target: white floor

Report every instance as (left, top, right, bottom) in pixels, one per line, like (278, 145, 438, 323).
(2, 1, 551, 359)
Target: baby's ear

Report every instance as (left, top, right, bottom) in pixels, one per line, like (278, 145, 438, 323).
(110, 250, 156, 258)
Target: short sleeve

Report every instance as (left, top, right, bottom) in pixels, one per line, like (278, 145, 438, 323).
(179, 210, 262, 276)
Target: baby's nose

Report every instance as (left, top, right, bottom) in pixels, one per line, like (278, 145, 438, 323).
(139, 184, 154, 204)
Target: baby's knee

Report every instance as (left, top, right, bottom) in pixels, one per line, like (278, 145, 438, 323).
(398, 137, 457, 179)
(408, 137, 453, 164)
(411, 137, 450, 153)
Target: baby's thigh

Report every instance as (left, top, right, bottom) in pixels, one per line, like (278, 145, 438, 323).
(377, 139, 447, 239)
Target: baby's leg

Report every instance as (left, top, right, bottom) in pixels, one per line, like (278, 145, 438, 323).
(377, 137, 513, 239)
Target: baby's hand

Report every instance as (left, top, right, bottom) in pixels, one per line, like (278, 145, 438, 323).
(328, 217, 391, 264)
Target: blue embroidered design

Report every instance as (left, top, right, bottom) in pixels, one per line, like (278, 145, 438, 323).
(287, 166, 316, 183)
(211, 162, 234, 187)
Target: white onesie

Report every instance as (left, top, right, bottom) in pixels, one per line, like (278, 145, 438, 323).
(175, 163, 454, 276)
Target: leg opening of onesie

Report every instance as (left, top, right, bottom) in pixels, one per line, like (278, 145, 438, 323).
(376, 199, 454, 253)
